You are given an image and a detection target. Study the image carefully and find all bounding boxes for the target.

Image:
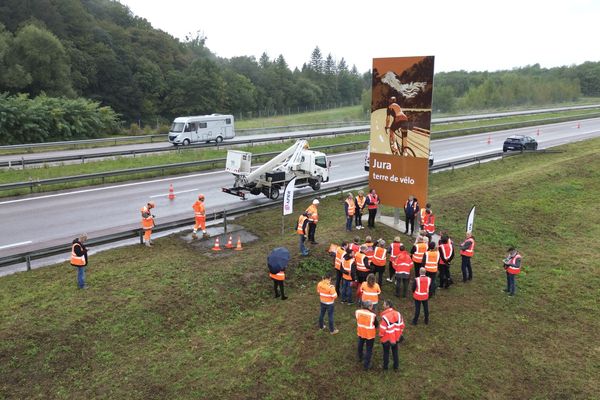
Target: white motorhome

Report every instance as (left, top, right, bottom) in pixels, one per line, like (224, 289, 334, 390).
(168, 114, 235, 145)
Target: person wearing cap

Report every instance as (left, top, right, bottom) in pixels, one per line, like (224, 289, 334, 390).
(192, 194, 209, 239)
(354, 190, 367, 230)
(379, 299, 405, 371)
(305, 199, 320, 244)
(365, 189, 380, 229)
(403, 195, 419, 235)
(385, 96, 409, 156)
(411, 267, 431, 325)
(296, 211, 311, 256)
(344, 193, 355, 231)
(140, 201, 156, 247)
(70, 234, 89, 289)
(503, 247, 522, 296)
(317, 271, 339, 335)
(355, 300, 379, 370)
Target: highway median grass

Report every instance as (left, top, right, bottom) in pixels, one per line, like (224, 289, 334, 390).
(1, 138, 599, 399)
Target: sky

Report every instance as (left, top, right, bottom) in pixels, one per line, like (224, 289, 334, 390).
(120, 0, 598, 74)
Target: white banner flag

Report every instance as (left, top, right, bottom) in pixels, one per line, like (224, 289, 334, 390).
(283, 177, 297, 216)
(466, 205, 476, 233)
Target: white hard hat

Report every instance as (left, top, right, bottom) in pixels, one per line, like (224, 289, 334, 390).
(313, 199, 320, 205)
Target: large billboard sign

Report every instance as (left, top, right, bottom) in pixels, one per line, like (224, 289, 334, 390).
(369, 56, 435, 208)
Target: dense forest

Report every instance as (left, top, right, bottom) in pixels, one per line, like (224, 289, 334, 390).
(0, 0, 599, 138)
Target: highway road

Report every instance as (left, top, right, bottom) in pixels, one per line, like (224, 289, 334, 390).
(1, 117, 599, 266)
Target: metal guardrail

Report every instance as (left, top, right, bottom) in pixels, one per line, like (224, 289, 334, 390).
(0, 148, 563, 269)
(0, 127, 370, 168)
(3, 104, 598, 152)
(0, 141, 369, 192)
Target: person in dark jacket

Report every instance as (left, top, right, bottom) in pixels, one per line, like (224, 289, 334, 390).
(404, 195, 419, 235)
(70, 234, 89, 289)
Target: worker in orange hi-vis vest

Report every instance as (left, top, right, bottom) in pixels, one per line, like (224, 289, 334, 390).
(305, 199, 320, 244)
(360, 273, 381, 308)
(317, 271, 339, 335)
(371, 239, 388, 287)
(354, 190, 367, 230)
(411, 267, 431, 325)
(192, 194, 209, 239)
(344, 193, 356, 231)
(460, 232, 476, 282)
(379, 299, 405, 371)
(366, 189, 380, 229)
(423, 210, 436, 242)
(332, 241, 348, 296)
(503, 247, 522, 296)
(392, 245, 413, 298)
(387, 236, 403, 283)
(140, 201, 156, 247)
(419, 203, 431, 230)
(356, 300, 379, 371)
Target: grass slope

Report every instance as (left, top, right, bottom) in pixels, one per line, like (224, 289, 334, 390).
(1, 138, 600, 399)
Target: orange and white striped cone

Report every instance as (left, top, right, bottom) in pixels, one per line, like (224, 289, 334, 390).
(225, 235, 234, 249)
(234, 236, 243, 251)
(211, 237, 222, 251)
(168, 184, 175, 200)
(487, 135, 492, 145)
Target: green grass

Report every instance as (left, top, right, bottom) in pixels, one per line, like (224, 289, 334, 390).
(236, 105, 368, 129)
(0, 134, 369, 196)
(2, 137, 600, 398)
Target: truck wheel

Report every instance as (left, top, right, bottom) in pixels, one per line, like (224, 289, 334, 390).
(183, 139, 190, 146)
(264, 187, 280, 200)
(215, 136, 223, 144)
(310, 179, 321, 191)
(250, 188, 261, 196)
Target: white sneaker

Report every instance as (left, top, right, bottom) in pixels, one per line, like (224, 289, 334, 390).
(386, 278, 393, 283)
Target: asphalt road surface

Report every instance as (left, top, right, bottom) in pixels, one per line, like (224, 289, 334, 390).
(1, 117, 599, 268)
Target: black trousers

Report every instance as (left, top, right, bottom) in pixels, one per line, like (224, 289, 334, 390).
(357, 337, 374, 370)
(388, 262, 395, 279)
(413, 262, 423, 278)
(461, 255, 472, 281)
(395, 274, 410, 297)
(375, 266, 385, 287)
(368, 208, 377, 228)
(426, 271, 437, 297)
(439, 264, 451, 288)
(272, 279, 285, 298)
(355, 211, 363, 227)
(335, 268, 343, 296)
(413, 299, 429, 324)
(405, 215, 415, 234)
(382, 341, 399, 370)
(307, 222, 317, 242)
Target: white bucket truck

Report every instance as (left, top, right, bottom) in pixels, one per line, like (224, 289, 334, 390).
(222, 140, 330, 200)
(168, 114, 235, 145)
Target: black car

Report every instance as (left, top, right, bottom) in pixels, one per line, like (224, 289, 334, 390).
(503, 135, 538, 152)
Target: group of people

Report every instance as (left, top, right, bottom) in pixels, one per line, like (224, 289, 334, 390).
(343, 189, 381, 231)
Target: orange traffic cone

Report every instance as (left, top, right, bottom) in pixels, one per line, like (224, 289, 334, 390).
(536, 129, 540, 136)
(577, 122, 581, 129)
(168, 184, 175, 200)
(211, 237, 222, 251)
(225, 235, 234, 249)
(487, 135, 492, 145)
(234, 236, 243, 251)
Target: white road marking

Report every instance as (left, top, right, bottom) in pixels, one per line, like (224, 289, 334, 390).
(150, 188, 199, 198)
(0, 240, 32, 250)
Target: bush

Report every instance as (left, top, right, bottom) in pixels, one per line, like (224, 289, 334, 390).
(0, 93, 120, 144)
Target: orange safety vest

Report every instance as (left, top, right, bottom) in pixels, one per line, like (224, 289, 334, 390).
(412, 242, 427, 263)
(371, 247, 387, 267)
(379, 308, 404, 343)
(350, 243, 360, 254)
(192, 200, 205, 217)
(297, 215, 308, 234)
(342, 258, 354, 281)
(404, 199, 418, 212)
(506, 253, 522, 275)
(270, 271, 285, 281)
(141, 206, 154, 230)
(317, 279, 338, 304)
(306, 205, 319, 223)
(389, 242, 402, 261)
(413, 276, 431, 300)
(424, 214, 435, 234)
(360, 282, 381, 304)
(334, 247, 345, 271)
(439, 241, 453, 265)
(424, 250, 440, 273)
(355, 309, 377, 339)
(70, 243, 86, 267)
(345, 199, 355, 216)
(355, 252, 369, 273)
(367, 194, 379, 210)
(419, 208, 428, 226)
(356, 196, 366, 209)
(388, 103, 408, 123)
(392, 252, 413, 275)
(460, 238, 475, 257)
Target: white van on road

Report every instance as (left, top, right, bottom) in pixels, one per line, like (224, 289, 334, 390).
(168, 114, 235, 145)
